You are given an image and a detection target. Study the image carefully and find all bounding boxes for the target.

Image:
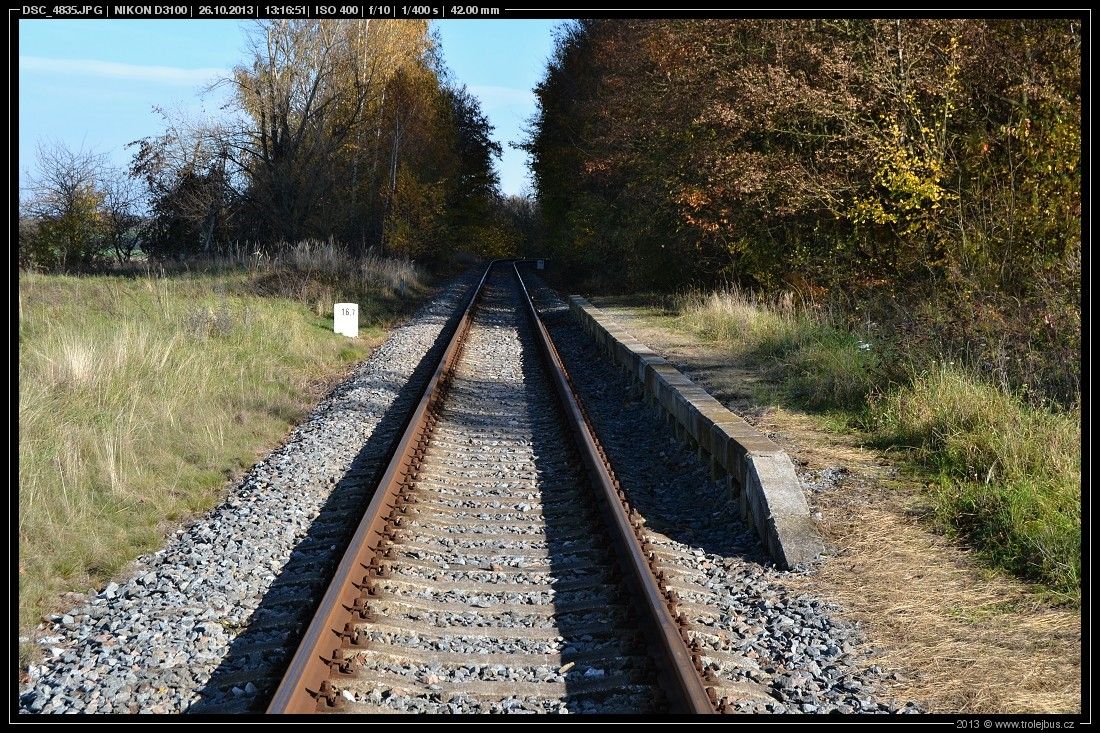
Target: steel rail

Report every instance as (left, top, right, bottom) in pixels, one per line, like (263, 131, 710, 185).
(512, 262, 716, 715)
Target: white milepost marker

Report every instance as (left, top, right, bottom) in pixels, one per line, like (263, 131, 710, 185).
(334, 303, 359, 338)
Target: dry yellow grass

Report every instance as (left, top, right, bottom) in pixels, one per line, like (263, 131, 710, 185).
(800, 483, 1081, 713)
(18, 255, 426, 651)
(590, 300, 1081, 714)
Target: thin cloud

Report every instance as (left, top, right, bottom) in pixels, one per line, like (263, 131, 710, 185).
(469, 85, 535, 108)
(20, 56, 226, 86)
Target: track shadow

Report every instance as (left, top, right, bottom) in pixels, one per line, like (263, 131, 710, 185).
(521, 266, 769, 567)
(186, 276, 476, 714)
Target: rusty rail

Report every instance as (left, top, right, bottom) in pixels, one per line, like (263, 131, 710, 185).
(266, 261, 715, 714)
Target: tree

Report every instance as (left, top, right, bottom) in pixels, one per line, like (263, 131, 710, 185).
(498, 193, 542, 257)
(125, 20, 508, 264)
(222, 19, 432, 244)
(130, 115, 238, 260)
(100, 173, 143, 264)
(21, 141, 113, 270)
(441, 85, 505, 256)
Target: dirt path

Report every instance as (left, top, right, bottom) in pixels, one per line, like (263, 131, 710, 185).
(591, 299, 1081, 714)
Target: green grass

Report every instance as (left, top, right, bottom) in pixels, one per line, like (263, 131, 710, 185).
(18, 252, 427, 638)
(873, 366, 1080, 599)
(665, 287, 1081, 600)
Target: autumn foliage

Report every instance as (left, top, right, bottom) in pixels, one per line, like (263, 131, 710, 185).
(121, 20, 510, 264)
(526, 19, 1081, 402)
(529, 19, 1080, 288)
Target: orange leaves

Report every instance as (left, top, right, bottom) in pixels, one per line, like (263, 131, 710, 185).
(677, 186, 710, 210)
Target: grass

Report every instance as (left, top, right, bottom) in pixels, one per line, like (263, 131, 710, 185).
(676, 289, 887, 411)
(18, 245, 427, 644)
(787, 468, 1081, 713)
(873, 366, 1081, 598)
(668, 287, 1081, 600)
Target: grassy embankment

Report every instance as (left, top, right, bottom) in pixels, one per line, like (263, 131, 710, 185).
(18, 243, 426, 638)
(665, 288, 1080, 601)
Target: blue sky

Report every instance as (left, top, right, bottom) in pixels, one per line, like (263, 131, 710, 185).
(17, 19, 561, 196)
(435, 20, 559, 195)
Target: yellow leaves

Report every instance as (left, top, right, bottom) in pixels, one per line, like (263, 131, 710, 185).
(846, 116, 954, 232)
(848, 196, 897, 226)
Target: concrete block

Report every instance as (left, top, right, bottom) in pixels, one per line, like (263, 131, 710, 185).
(568, 294, 822, 569)
(742, 452, 824, 569)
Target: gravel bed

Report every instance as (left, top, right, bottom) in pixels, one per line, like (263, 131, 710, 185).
(18, 272, 480, 715)
(372, 608, 616, 631)
(397, 548, 592, 568)
(362, 629, 563, 656)
(526, 270, 921, 715)
(409, 537, 570, 552)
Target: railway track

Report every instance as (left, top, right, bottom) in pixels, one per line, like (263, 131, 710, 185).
(266, 262, 717, 714)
